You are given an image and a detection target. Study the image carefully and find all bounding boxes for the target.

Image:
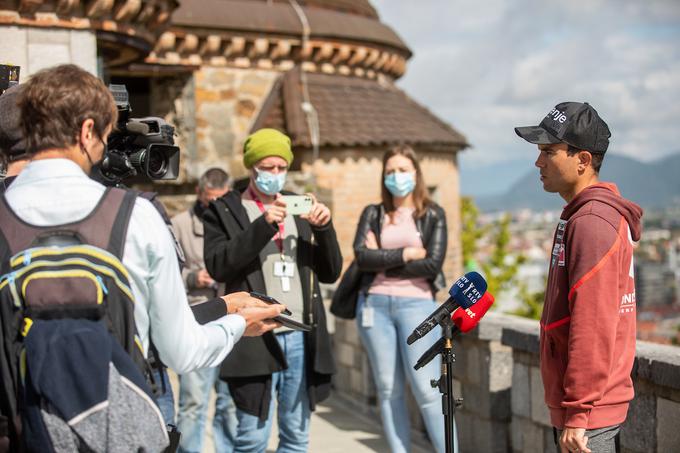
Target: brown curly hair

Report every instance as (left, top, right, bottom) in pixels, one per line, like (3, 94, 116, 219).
(19, 64, 117, 154)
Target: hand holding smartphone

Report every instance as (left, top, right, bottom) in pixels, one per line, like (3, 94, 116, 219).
(249, 292, 312, 331)
(279, 195, 313, 216)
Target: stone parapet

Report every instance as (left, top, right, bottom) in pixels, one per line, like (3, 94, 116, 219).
(331, 311, 680, 452)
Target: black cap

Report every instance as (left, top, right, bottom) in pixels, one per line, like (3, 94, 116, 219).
(0, 84, 27, 161)
(515, 101, 611, 154)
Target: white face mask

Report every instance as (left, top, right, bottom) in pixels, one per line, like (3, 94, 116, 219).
(384, 171, 416, 197)
(254, 168, 287, 195)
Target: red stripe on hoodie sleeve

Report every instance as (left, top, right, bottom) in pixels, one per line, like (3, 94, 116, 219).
(561, 216, 625, 428)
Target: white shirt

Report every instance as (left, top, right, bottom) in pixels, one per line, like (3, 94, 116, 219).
(4, 159, 245, 374)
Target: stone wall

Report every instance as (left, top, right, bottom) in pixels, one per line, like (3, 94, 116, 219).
(331, 311, 680, 452)
(193, 67, 278, 181)
(0, 26, 97, 77)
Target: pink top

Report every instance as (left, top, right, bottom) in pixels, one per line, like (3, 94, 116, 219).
(368, 207, 433, 300)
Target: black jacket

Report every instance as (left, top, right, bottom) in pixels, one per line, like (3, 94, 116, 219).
(203, 190, 342, 419)
(353, 203, 448, 295)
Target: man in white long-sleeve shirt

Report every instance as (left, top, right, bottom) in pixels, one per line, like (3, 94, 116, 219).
(4, 65, 283, 377)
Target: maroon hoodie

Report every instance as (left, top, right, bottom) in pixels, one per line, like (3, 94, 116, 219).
(540, 182, 643, 430)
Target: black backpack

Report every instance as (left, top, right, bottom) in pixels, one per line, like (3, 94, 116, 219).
(0, 187, 168, 452)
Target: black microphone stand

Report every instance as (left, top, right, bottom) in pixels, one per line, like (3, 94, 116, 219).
(414, 318, 460, 453)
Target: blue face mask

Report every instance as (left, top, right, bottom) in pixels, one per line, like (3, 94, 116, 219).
(254, 169, 287, 195)
(384, 171, 416, 197)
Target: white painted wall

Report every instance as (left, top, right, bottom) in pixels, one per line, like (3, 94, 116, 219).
(0, 26, 97, 79)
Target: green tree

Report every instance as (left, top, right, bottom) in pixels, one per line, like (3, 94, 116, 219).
(461, 197, 489, 271)
(461, 197, 526, 300)
(511, 281, 546, 320)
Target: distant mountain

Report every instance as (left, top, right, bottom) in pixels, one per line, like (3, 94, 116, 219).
(459, 158, 533, 197)
(474, 152, 680, 212)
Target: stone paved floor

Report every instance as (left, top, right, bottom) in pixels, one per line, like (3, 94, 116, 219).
(170, 371, 433, 452)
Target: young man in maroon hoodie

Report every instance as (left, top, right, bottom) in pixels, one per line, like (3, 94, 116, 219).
(515, 102, 643, 453)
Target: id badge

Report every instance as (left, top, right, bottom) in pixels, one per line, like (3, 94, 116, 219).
(274, 261, 295, 278)
(361, 306, 374, 328)
(274, 261, 294, 293)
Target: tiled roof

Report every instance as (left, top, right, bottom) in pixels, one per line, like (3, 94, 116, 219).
(171, 0, 409, 56)
(253, 68, 468, 151)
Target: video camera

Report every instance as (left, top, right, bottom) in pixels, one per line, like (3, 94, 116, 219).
(0, 64, 20, 95)
(97, 84, 180, 185)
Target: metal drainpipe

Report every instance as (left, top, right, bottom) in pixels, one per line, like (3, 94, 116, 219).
(289, 0, 321, 187)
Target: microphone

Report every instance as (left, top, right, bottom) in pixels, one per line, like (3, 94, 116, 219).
(126, 121, 150, 135)
(406, 272, 487, 345)
(450, 291, 495, 333)
(414, 292, 495, 370)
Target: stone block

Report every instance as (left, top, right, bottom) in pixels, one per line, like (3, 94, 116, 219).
(28, 28, 70, 44)
(475, 312, 506, 341)
(452, 378, 462, 399)
(354, 348, 365, 369)
(333, 365, 351, 393)
(514, 349, 540, 367)
(343, 319, 361, 347)
(349, 368, 363, 395)
(336, 343, 354, 367)
(621, 392, 656, 452)
(0, 27, 27, 72)
(236, 98, 256, 117)
(520, 417, 545, 453)
(657, 397, 680, 452)
(460, 417, 509, 453)
(28, 43, 70, 75)
(501, 320, 540, 354)
(203, 68, 235, 88)
(488, 341, 513, 392)
(238, 73, 273, 97)
(530, 366, 551, 426)
(635, 341, 680, 391)
(464, 343, 481, 383)
(455, 411, 474, 451)
(543, 425, 557, 453)
(510, 416, 524, 452)
(462, 383, 510, 421)
(512, 362, 531, 418)
(69, 30, 97, 75)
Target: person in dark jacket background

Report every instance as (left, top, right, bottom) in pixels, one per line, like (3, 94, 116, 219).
(353, 145, 449, 453)
(203, 128, 342, 453)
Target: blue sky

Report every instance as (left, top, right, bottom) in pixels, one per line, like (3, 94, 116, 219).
(372, 0, 680, 170)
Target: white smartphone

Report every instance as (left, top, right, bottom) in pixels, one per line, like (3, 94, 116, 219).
(280, 195, 313, 215)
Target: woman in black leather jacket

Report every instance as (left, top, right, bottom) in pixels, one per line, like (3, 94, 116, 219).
(352, 145, 449, 453)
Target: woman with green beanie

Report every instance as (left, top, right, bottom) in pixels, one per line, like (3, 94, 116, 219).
(203, 128, 342, 452)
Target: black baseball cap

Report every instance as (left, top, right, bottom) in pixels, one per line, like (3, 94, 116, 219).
(0, 84, 27, 161)
(515, 101, 611, 154)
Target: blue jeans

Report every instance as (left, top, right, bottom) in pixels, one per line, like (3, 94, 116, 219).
(152, 367, 176, 426)
(177, 366, 237, 453)
(232, 330, 310, 453)
(357, 293, 453, 453)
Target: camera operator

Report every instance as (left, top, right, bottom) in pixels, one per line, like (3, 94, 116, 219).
(3, 64, 284, 380)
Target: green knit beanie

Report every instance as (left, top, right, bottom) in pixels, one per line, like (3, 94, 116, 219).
(243, 128, 294, 169)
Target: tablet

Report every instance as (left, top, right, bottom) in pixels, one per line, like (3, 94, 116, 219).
(273, 315, 312, 332)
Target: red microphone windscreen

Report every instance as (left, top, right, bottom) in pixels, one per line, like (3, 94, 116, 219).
(451, 292, 495, 333)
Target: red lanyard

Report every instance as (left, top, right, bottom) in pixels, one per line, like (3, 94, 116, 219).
(248, 188, 284, 255)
